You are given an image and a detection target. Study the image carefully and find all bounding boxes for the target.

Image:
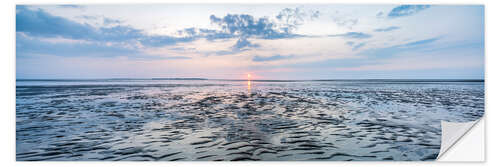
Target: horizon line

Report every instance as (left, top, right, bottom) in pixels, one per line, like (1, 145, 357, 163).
(16, 78, 485, 82)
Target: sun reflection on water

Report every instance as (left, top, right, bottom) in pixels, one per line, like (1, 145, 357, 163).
(247, 80, 252, 94)
(246, 73, 252, 95)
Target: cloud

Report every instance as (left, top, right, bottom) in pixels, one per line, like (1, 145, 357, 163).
(352, 42, 366, 51)
(310, 10, 321, 20)
(16, 6, 214, 49)
(77, 15, 123, 27)
(332, 11, 358, 29)
(212, 50, 236, 56)
(16, 6, 97, 40)
(77, 15, 98, 20)
(57, 5, 84, 9)
(209, 8, 318, 40)
(103, 18, 123, 26)
(286, 36, 446, 73)
(169, 47, 195, 51)
(276, 8, 307, 33)
(16, 32, 139, 58)
(345, 41, 366, 51)
(16, 6, 254, 59)
(17, 32, 190, 60)
(209, 10, 316, 55)
(163, 56, 192, 60)
(16, 6, 157, 45)
(376, 11, 384, 18)
(275, 7, 320, 33)
(333, 18, 358, 29)
(330, 32, 372, 39)
(358, 37, 441, 59)
(388, 5, 431, 18)
(137, 34, 195, 47)
(374, 26, 400, 32)
(16, 6, 322, 60)
(252, 54, 294, 62)
(210, 14, 292, 39)
(399, 37, 440, 48)
(233, 38, 260, 50)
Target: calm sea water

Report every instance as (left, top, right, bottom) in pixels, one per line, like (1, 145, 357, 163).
(16, 79, 484, 161)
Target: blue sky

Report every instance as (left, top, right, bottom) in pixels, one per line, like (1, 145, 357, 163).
(16, 4, 484, 79)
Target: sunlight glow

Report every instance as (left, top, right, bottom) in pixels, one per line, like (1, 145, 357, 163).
(247, 80, 252, 94)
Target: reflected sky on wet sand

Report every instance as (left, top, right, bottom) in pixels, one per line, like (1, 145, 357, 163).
(16, 80, 484, 161)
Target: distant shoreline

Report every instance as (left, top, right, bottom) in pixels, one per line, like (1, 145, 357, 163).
(16, 78, 485, 82)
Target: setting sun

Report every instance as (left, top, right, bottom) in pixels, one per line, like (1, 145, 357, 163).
(247, 73, 251, 80)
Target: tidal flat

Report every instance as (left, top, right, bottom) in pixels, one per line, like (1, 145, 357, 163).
(16, 80, 484, 161)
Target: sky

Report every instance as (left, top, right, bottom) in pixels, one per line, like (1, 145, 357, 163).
(16, 4, 484, 80)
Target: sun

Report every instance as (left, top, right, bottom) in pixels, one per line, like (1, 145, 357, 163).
(247, 73, 251, 80)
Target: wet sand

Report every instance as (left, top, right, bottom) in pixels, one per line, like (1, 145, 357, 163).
(16, 80, 484, 161)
